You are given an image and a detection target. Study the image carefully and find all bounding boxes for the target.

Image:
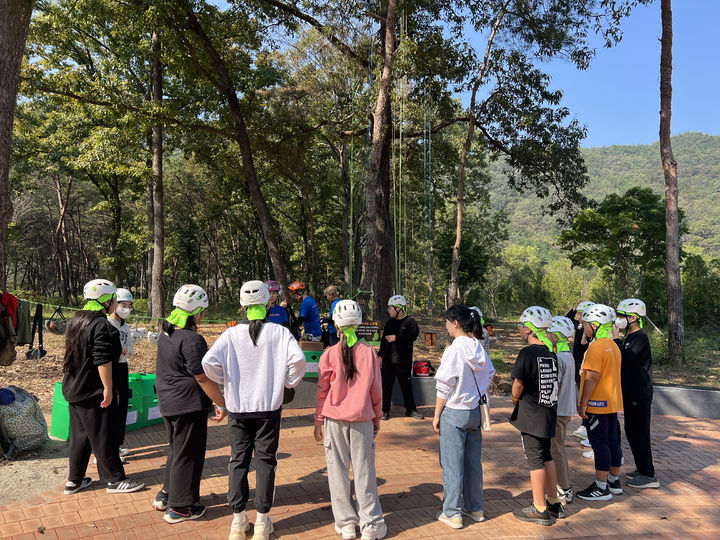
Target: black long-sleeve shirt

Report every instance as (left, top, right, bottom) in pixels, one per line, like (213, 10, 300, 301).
(62, 312, 122, 403)
(615, 329, 653, 396)
(378, 316, 419, 365)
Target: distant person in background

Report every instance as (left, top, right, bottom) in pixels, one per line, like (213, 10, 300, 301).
(62, 279, 144, 496)
(510, 306, 562, 526)
(548, 316, 579, 505)
(469, 306, 491, 351)
(154, 285, 227, 524)
(315, 299, 386, 540)
(264, 280, 290, 329)
(566, 299, 594, 441)
(107, 287, 135, 459)
(379, 294, 422, 420)
(613, 298, 659, 489)
(323, 285, 341, 346)
(285, 281, 322, 340)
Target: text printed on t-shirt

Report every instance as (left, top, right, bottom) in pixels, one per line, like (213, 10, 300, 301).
(537, 356, 559, 407)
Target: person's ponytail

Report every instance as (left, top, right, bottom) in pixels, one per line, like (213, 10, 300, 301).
(340, 331, 357, 381)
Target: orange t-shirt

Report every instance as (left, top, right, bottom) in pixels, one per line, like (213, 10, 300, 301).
(579, 338, 623, 414)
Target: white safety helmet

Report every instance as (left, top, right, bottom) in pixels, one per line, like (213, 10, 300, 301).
(470, 306, 483, 319)
(388, 294, 407, 307)
(549, 316, 575, 338)
(116, 288, 134, 303)
(83, 279, 116, 300)
(576, 300, 595, 313)
(240, 280, 270, 307)
(333, 299, 363, 327)
(519, 306, 553, 329)
(616, 298, 646, 317)
(582, 304, 616, 325)
(173, 284, 209, 313)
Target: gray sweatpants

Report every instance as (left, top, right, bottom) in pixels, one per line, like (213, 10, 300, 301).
(324, 418, 384, 530)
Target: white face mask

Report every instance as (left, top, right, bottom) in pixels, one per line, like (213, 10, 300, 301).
(115, 306, 132, 319)
(615, 317, 628, 330)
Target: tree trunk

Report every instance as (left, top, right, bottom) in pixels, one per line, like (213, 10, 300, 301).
(109, 174, 122, 285)
(145, 129, 154, 310)
(660, 0, 684, 364)
(340, 140, 351, 294)
(448, 4, 507, 306)
(150, 29, 165, 318)
(0, 0, 34, 288)
(360, 0, 397, 320)
(179, 0, 288, 292)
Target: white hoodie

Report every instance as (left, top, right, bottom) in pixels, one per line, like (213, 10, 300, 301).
(435, 336, 495, 410)
(201, 322, 306, 414)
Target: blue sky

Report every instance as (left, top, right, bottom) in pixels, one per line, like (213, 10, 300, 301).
(539, 1, 720, 148)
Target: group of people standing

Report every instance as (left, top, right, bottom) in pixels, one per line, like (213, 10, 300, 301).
(508, 299, 658, 527)
(59, 276, 656, 538)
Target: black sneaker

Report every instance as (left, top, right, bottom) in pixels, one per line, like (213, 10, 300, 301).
(626, 474, 660, 489)
(624, 469, 641, 479)
(576, 481, 612, 501)
(106, 478, 145, 493)
(406, 410, 424, 420)
(152, 489, 168, 511)
(512, 503, 552, 526)
(63, 477, 92, 495)
(546, 499, 566, 519)
(608, 478, 623, 495)
(381, 412, 390, 421)
(164, 505, 206, 524)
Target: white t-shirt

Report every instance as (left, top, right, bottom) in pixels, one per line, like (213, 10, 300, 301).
(107, 316, 133, 364)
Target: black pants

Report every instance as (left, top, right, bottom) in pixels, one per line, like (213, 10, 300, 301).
(623, 387, 655, 477)
(228, 412, 281, 514)
(584, 412, 623, 472)
(328, 332, 339, 346)
(381, 361, 416, 413)
(162, 410, 208, 508)
(114, 362, 129, 448)
(68, 396, 125, 484)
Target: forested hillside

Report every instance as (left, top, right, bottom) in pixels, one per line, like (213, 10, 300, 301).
(490, 132, 720, 256)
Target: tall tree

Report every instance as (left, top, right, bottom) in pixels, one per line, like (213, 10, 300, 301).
(150, 28, 165, 317)
(0, 0, 34, 287)
(660, 0, 684, 364)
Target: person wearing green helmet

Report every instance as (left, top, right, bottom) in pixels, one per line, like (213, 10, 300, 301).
(612, 298, 659, 489)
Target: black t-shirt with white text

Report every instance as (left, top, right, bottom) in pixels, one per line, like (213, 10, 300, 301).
(510, 344, 558, 438)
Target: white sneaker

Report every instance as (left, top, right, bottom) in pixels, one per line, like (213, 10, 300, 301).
(461, 508, 485, 522)
(334, 522, 357, 539)
(119, 447, 131, 457)
(436, 511, 463, 529)
(572, 426, 587, 439)
(583, 449, 595, 459)
(581, 438, 591, 447)
(229, 511, 249, 540)
(361, 520, 387, 540)
(252, 518, 274, 540)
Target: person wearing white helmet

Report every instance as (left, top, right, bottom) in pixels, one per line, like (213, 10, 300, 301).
(433, 305, 493, 530)
(576, 304, 624, 502)
(566, 300, 594, 441)
(154, 284, 227, 524)
(565, 299, 595, 387)
(61, 279, 144, 496)
(107, 288, 135, 458)
(548, 316, 579, 505)
(379, 294, 422, 420)
(202, 280, 306, 540)
(469, 307, 490, 351)
(510, 306, 561, 526)
(612, 298, 659, 489)
(314, 300, 386, 540)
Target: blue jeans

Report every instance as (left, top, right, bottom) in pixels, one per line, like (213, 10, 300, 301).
(439, 406, 484, 517)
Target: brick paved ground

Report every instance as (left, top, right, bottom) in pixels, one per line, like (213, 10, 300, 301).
(2, 397, 720, 539)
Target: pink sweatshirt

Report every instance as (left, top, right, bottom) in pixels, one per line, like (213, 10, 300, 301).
(314, 341, 382, 426)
